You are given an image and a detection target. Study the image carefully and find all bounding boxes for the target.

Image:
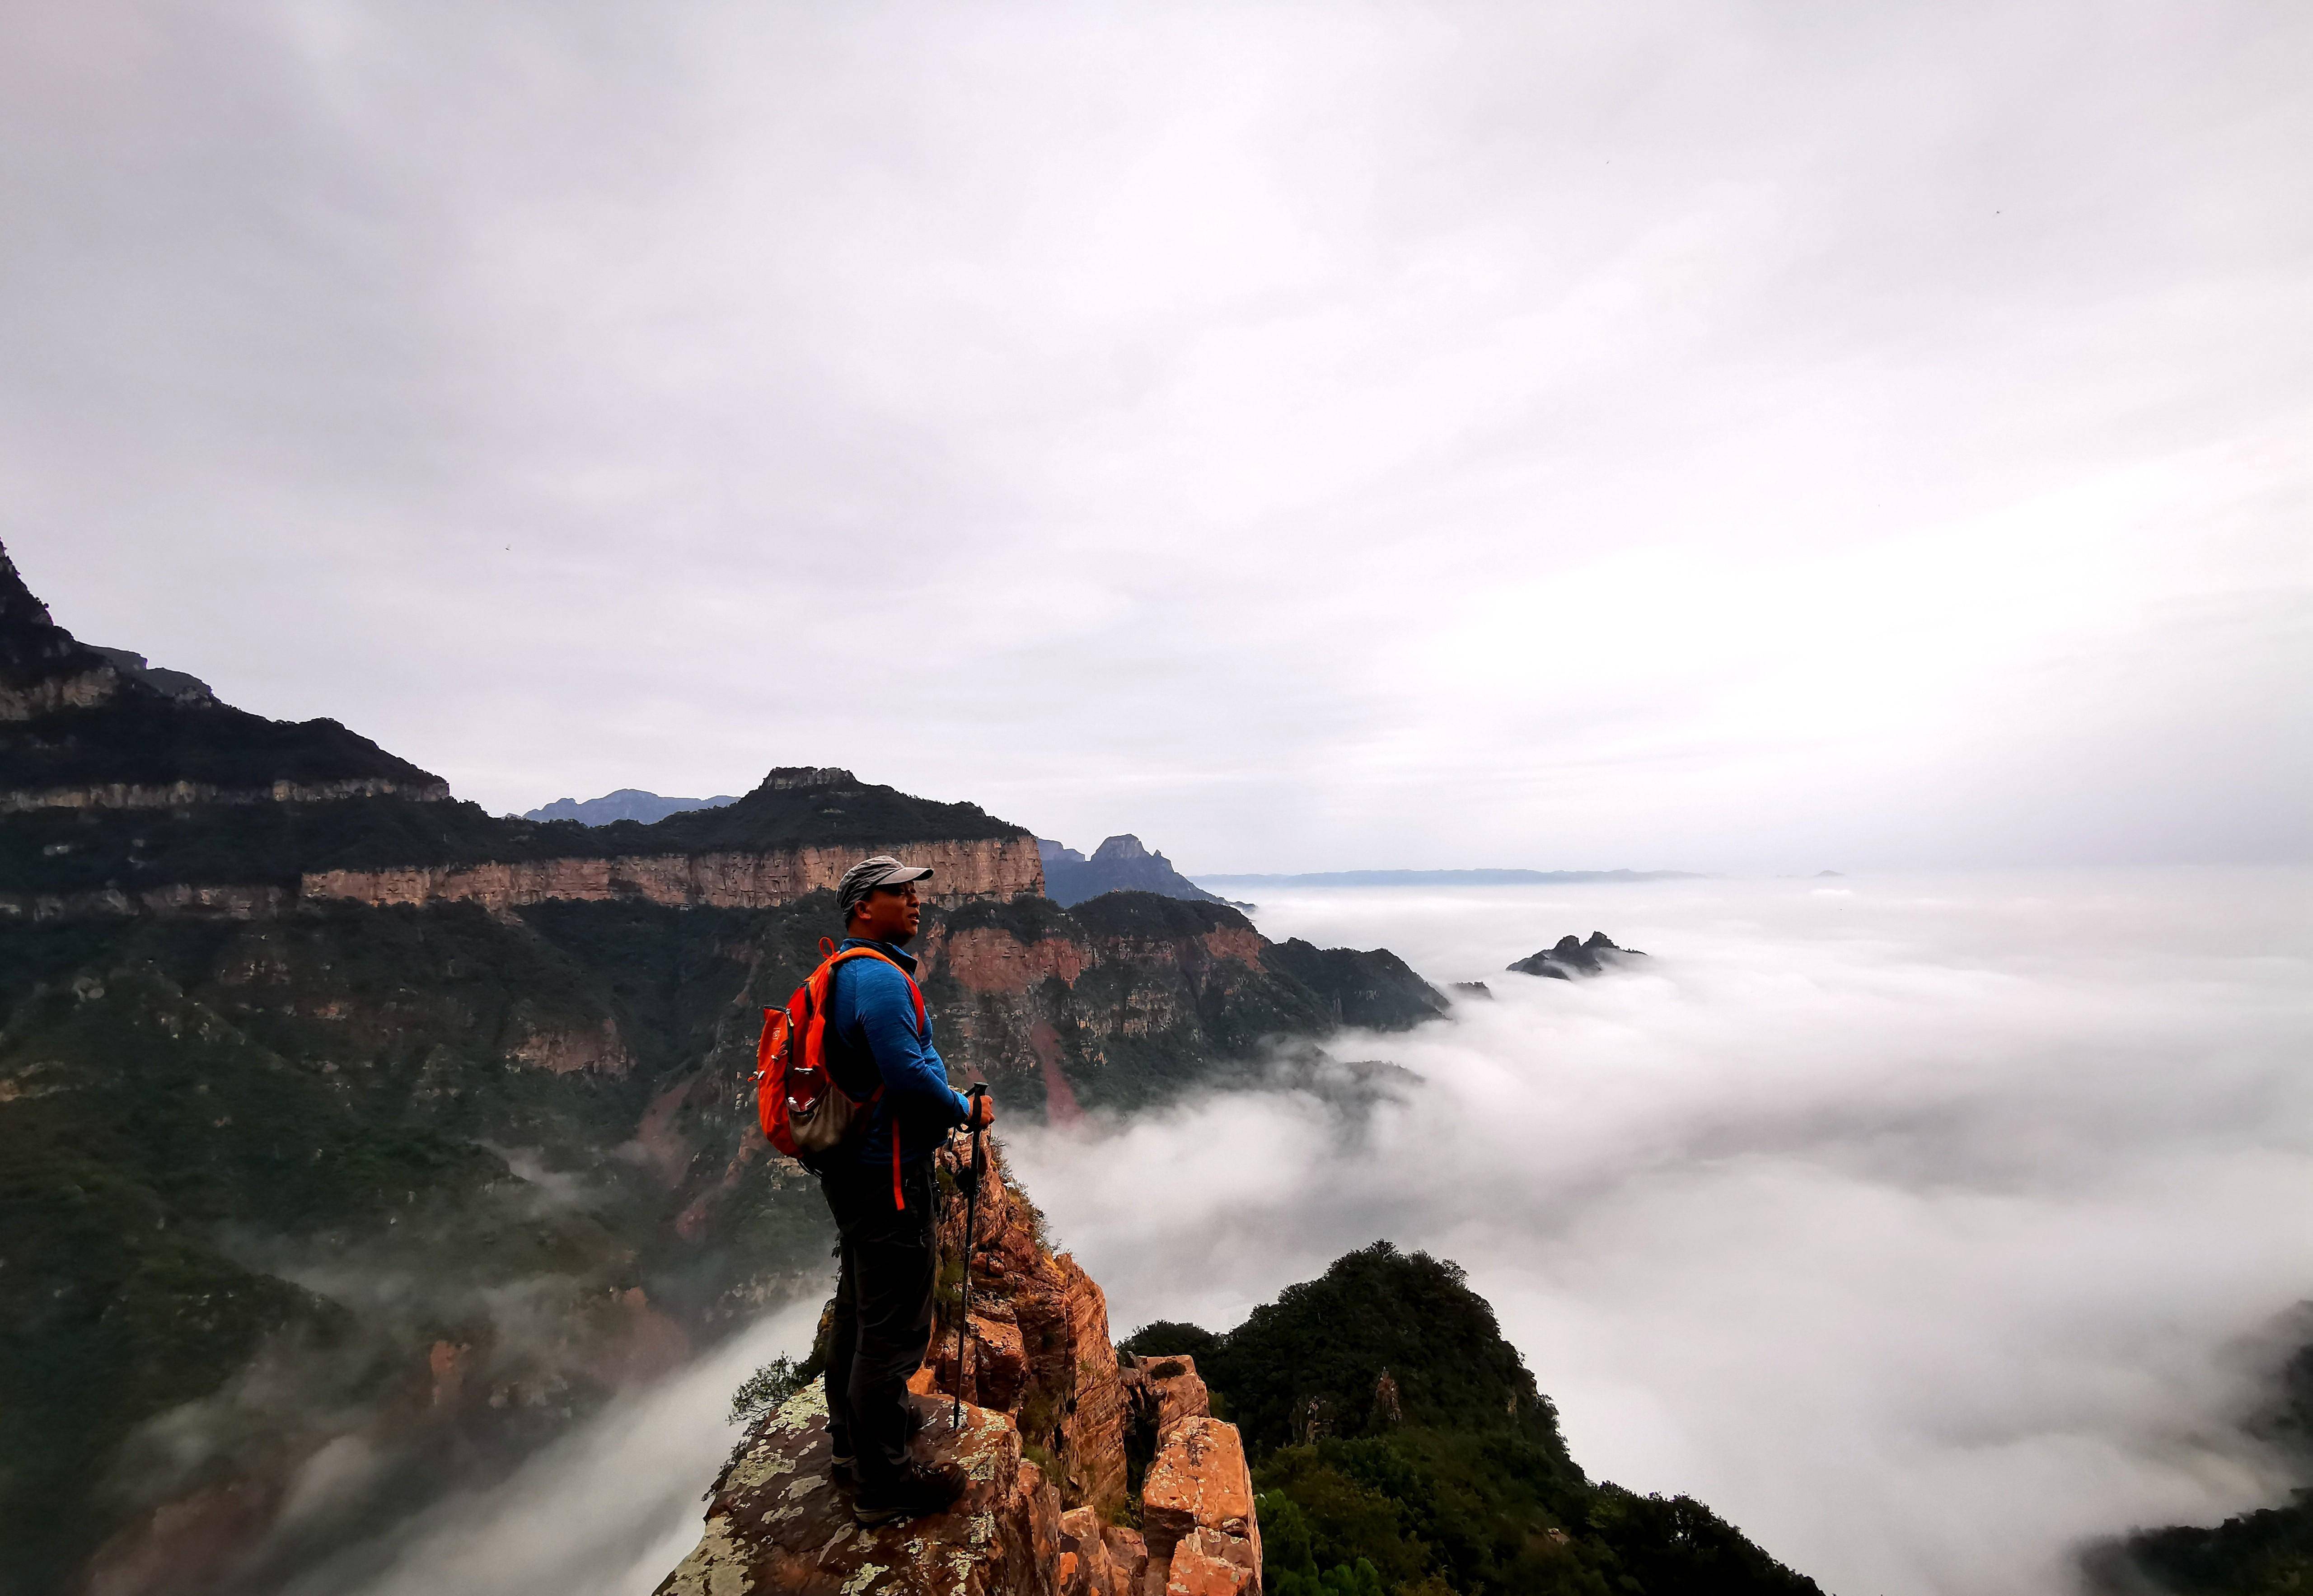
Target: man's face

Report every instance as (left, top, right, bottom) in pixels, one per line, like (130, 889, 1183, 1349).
(851, 881, 922, 944)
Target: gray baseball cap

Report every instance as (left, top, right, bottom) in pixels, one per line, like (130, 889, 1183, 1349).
(837, 854, 934, 917)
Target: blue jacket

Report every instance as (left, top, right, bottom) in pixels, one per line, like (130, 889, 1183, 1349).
(821, 937, 971, 1174)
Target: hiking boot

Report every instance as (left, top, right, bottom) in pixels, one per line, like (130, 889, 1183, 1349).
(853, 1462, 966, 1526)
(829, 1406, 931, 1486)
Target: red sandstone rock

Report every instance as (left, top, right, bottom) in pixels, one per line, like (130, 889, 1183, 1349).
(666, 1147, 1258, 1595)
(1165, 1527, 1260, 1596)
(935, 1310, 1030, 1411)
(305, 835, 1043, 913)
(657, 1379, 1059, 1596)
(921, 1142, 1131, 1518)
(927, 927, 1092, 993)
(1104, 1526, 1150, 1596)
(1061, 1506, 1157, 1596)
(1054, 1257, 1130, 1513)
(1141, 1418, 1260, 1578)
(1140, 1355, 1210, 1434)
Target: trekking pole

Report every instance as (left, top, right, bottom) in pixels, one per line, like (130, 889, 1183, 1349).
(952, 1083, 988, 1433)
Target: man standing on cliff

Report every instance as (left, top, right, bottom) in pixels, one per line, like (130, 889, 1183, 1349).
(817, 854, 996, 1525)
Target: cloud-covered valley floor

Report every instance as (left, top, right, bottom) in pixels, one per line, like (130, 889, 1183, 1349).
(328, 867, 2313, 1596)
(1011, 869, 2313, 1596)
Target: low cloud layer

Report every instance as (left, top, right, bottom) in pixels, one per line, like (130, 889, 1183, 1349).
(306, 866, 2313, 1596)
(294, 1299, 822, 1596)
(1014, 869, 2313, 1595)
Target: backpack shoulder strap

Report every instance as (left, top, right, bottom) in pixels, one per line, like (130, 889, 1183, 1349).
(816, 946, 930, 1214)
(819, 946, 928, 1037)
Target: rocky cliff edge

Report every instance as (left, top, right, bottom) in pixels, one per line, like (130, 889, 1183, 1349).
(656, 1140, 1260, 1596)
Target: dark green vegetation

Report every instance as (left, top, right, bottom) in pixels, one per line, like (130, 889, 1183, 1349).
(0, 540, 1465, 1593)
(1124, 1244, 1825, 1596)
(5, 546, 1020, 895)
(1264, 939, 1450, 1030)
(0, 898, 852, 1596)
(0, 879, 1450, 1594)
(2084, 1324, 2313, 1595)
(2106, 1501, 2313, 1596)
(0, 693, 440, 797)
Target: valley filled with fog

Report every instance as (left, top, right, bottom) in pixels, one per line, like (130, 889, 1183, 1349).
(328, 867, 2313, 1596)
(1016, 869, 2313, 1595)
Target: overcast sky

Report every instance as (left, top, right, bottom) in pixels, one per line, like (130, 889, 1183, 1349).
(5, 0, 2307, 871)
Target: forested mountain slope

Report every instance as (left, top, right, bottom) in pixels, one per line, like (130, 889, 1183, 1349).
(0, 541, 1449, 1596)
(1125, 1244, 1826, 1596)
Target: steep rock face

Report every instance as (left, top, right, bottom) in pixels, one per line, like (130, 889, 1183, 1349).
(917, 894, 1446, 1117)
(661, 1147, 1255, 1596)
(927, 1140, 1131, 1516)
(1141, 1418, 1260, 1593)
(304, 834, 1043, 913)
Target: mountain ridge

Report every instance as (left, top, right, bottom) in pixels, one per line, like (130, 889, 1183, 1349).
(1196, 868, 1703, 888)
(1040, 833, 1228, 908)
(521, 788, 740, 825)
(0, 538, 1469, 1596)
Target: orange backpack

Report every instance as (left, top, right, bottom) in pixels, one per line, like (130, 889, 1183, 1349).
(754, 942, 927, 1208)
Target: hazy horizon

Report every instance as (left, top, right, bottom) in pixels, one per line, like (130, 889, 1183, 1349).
(7, 1, 2308, 875)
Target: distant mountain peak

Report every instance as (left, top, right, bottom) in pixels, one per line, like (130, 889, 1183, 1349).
(1040, 831, 1223, 908)
(1508, 931, 1647, 980)
(523, 789, 742, 826)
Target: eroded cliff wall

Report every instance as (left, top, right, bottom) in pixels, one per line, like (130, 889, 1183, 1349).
(304, 834, 1044, 912)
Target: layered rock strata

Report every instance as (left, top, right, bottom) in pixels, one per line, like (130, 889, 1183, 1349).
(304, 834, 1042, 912)
(914, 894, 1445, 1116)
(0, 775, 446, 814)
(2, 546, 1046, 921)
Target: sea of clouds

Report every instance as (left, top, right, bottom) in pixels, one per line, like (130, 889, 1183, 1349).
(327, 867, 2313, 1596)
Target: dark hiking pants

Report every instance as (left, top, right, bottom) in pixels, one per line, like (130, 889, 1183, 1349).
(820, 1158, 938, 1489)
